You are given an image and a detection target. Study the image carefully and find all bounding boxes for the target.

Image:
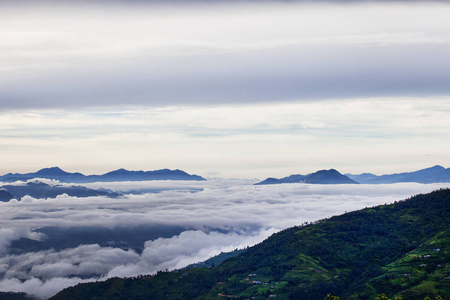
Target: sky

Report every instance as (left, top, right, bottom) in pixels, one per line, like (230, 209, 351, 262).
(1, 181, 449, 298)
(1, 1, 450, 178)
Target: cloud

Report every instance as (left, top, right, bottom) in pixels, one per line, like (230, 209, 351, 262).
(1, 244, 140, 281)
(1, 2, 450, 110)
(0, 277, 90, 300)
(1, 182, 449, 230)
(3, 43, 450, 110)
(1, 98, 449, 179)
(1, 1, 450, 179)
(0, 229, 274, 299)
(107, 228, 276, 278)
(0, 228, 43, 255)
(0, 182, 449, 298)
(1, 179, 72, 187)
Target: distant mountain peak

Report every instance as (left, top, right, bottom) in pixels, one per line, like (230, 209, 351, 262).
(255, 169, 357, 185)
(36, 167, 67, 175)
(103, 168, 130, 175)
(315, 168, 339, 174)
(426, 165, 445, 170)
(303, 169, 357, 184)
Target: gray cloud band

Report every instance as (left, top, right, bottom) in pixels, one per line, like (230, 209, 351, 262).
(2, 44, 450, 111)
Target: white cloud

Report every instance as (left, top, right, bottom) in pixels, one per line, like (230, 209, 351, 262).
(0, 227, 43, 255)
(107, 228, 276, 279)
(0, 276, 90, 300)
(0, 229, 274, 299)
(1, 181, 449, 230)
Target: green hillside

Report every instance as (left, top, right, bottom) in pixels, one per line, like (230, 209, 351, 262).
(50, 189, 450, 300)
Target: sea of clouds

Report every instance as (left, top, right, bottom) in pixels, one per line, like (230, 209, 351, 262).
(0, 180, 449, 298)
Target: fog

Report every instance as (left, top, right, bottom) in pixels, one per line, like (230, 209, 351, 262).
(0, 181, 448, 298)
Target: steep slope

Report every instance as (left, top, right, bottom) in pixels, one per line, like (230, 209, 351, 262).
(0, 189, 15, 202)
(51, 189, 450, 300)
(256, 169, 357, 185)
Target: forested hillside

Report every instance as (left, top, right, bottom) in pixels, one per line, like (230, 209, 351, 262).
(51, 189, 450, 300)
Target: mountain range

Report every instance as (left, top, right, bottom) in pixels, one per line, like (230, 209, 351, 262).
(346, 165, 450, 184)
(1, 165, 449, 186)
(256, 165, 450, 185)
(50, 189, 450, 300)
(0, 167, 206, 183)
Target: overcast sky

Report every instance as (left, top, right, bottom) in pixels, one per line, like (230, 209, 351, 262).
(1, 1, 450, 178)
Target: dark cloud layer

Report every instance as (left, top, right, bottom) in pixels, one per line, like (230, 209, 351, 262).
(2, 44, 450, 111)
(2, 2, 450, 111)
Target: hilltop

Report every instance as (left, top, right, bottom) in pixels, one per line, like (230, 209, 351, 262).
(50, 189, 450, 300)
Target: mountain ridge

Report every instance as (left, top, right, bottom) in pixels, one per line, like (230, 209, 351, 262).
(257, 165, 450, 185)
(0, 181, 120, 201)
(0, 167, 206, 183)
(346, 165, 450, 184)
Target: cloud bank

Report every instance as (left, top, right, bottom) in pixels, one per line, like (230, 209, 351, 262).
(0, 182, 449, 298)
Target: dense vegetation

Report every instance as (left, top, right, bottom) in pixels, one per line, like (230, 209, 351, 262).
(0, 291, 36, 300)
(50, 189, 450, 300)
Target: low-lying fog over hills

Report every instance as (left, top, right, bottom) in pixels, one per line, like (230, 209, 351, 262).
(0, 166, 449, 298)
(49, 189, 450, 300)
